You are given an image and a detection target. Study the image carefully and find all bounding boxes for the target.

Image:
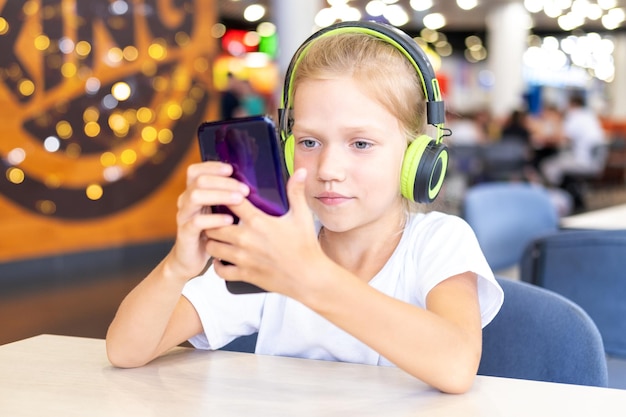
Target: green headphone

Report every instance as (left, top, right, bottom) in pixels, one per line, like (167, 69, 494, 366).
(278, 21, 449, 204)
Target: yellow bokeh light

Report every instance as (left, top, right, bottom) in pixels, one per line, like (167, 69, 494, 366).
(18, 79, 35, 97)
(111, 82, 131, 101)
(136, 107, 154, 123)
(75, 41, 92, 57)
(108, 113, 128, 132)
(7, 167, 25, 184)
(34, 35, 50, 51)
(66, 143, 81, 157)
(166, 103, 183, 120)
(123, 45, 139, 61)
(211, 23, 226, 38)
(120, 149, 137, 165)
(0, 17, 9, 35)
(107, 47, 124, 64)
(148, 39, 167, 60)
(175, 31, 190, 46)
(158, 129, 174, 144)
(182, 98, 197, 115)
(141, 126, 158, 142)
(61, 62, 77, 78)
(36, 200, 56, 215)
(23, 1, 39, 16)
(56, 120, 73, 139)
(100, 152, 116, 167)
(243, 31, 260, 47)
(189, 85, 204, 101)
(123, 109, 137, 124)
(86, 184, 103, 200)
(83, 107, 99, 123)
(44, 175, 61, 188)
(141, 141, 158, 157)
(141, 61, 157, 77)
(84, 121, 101, 137)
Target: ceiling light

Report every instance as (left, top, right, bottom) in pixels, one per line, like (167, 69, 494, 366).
(457, 0, 478, 11)
(384, 4, 409, 26)
(409, 0, 433, 12)
(243, 4, 265, 22)
(423, 13, 446, 30)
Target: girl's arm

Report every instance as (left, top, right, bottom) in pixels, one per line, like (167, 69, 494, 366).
(301, 268, 481, 395)
(105, 162, 250, 368)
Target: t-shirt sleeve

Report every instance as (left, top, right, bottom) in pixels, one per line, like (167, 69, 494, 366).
(181, 266, 265, 350)
(414, 214, 504, 328)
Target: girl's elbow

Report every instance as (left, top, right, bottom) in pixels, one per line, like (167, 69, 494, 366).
(429, 350, 481, 394)
(105, 338, 150, 369)
(436, 369, 477, 394)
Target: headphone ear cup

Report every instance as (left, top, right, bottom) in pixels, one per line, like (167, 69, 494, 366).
(283, 134, 295, 176)
(400, 135, 449, 203)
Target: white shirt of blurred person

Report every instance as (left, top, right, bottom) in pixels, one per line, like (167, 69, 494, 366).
(445, 112, 485, 145)
(540, 95, 605, 186)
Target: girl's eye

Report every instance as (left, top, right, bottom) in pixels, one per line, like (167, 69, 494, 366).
(301, 139, 318, 148)
(354, 140, 372, 150)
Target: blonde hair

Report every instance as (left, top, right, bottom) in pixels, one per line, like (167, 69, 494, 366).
(290, 31, 427, 143)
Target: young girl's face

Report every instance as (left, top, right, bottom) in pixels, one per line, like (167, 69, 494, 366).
(291, 77, 407, 233)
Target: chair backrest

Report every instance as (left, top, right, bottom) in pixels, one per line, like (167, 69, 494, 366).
(520, 229, 626, 358)
(480, 140, 529, 181)
(220, 332, 258, 353)
(478, 277, 608, 387)
(462, 182, 559, 271)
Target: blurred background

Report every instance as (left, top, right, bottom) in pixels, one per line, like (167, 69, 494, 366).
(1, 0, 626, 345)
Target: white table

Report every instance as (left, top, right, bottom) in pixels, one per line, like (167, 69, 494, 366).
(560, 203, 626, 230)
(1, 334, 625, 416)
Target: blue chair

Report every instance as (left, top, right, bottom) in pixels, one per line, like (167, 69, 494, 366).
(220, 333, 258, 353)
(520, 229, 626, 358)
(478, 277, 608, 387)
(462, 182, 559, 272)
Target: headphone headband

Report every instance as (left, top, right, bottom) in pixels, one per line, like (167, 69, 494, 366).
(279, 20, 446, 142)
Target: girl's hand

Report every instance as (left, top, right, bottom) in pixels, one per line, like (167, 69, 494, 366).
(205, 169, 326, 298)
(166, 161, 250, 282)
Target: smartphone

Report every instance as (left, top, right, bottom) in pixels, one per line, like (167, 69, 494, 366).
(197, 115, 289, 294)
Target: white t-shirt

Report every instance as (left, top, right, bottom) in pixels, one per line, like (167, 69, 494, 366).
(562, 107, 605, 166)
(182, 211, 504, 366)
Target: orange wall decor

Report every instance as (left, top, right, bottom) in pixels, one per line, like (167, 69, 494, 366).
(0, 0, 218, 262)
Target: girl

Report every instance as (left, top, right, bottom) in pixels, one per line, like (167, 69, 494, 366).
(106, 23, 503, 395)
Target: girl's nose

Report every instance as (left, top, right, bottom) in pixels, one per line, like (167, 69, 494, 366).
(316, 145, 346, 183)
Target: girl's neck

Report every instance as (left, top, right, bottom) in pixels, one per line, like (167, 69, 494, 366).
(318, 209, 408, 282)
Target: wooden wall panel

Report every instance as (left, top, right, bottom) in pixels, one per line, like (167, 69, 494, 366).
(0, 0, 218, 262)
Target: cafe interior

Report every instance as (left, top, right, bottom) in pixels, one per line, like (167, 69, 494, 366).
(1, 0, 626, 412)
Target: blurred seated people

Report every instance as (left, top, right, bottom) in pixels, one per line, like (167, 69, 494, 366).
(446, 111, 486, 145)
(220, 72, 242, 120)
(500, 109, 531, 144)
(539, 94, 606, 188)
(498, 109, 536, 181)
(527, 104, 564, 170)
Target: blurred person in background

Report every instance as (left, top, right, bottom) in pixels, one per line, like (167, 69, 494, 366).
(237, 79, 266, 117)
(445, 111, 486, 145)
(528, 104, 564, 171)
(539, 94, 606, 188)
(220, 72, 243, 120)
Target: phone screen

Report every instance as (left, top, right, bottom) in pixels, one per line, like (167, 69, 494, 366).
(196, 116, 289, 294)
(197, 116, 289, 220)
